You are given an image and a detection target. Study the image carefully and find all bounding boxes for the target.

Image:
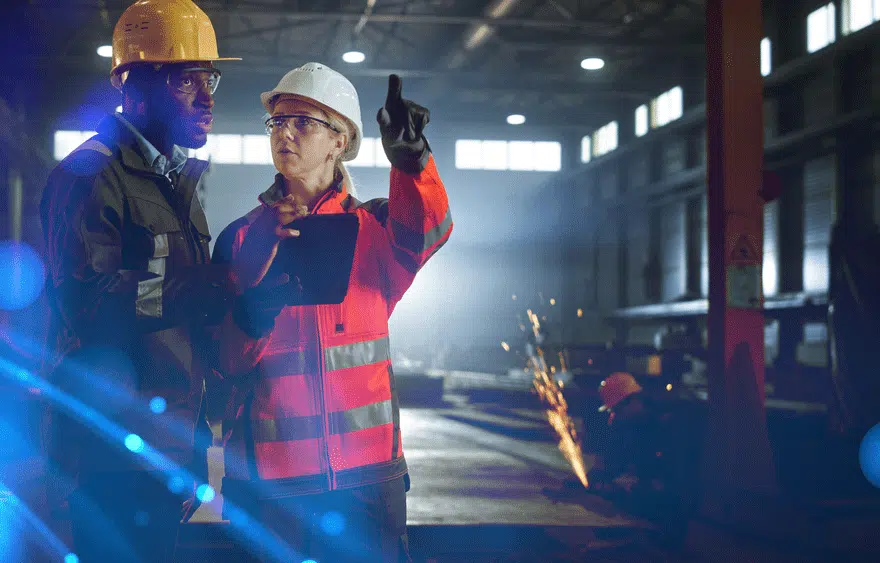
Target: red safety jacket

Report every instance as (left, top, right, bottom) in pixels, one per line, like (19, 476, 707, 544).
(212, 157, 451, 498)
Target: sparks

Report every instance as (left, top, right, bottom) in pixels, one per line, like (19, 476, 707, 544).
(524, 314, 588, 488)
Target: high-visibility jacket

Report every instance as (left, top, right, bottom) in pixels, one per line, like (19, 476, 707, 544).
(212, 156, 451, 498)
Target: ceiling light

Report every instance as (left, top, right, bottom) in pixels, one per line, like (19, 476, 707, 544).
(506, 114, 526, 125)
(580, 57, 605, 70)
(97, 45, 113, 58)
(342, 51, 366, 64)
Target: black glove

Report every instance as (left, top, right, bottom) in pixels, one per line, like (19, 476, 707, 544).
(377, 74, 431, 175)
(231, 274, 302, 338)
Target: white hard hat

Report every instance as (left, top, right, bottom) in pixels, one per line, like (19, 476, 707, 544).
(261, 62, 363, 161)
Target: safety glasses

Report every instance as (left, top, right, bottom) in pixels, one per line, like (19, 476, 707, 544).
(265, 114, 340, 136)
(167, 67, 222, 95)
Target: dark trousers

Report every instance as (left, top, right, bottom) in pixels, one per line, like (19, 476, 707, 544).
(226, 477, 411, 563)
(68, 471, 182, 563)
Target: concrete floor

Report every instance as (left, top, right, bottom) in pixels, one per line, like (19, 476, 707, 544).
(181, 403, 677, 561)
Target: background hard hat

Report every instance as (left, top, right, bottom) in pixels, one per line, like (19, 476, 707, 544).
(111, 0, 241, 89)
(261, 62, 363, 161)
(598, 372, 643, 412)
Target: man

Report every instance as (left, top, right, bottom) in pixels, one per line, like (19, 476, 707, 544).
(589, 372, 702, 547)
(39, 1, 283, 561)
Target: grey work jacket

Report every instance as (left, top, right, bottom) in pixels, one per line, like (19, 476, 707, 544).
(40, 115, 231, 474)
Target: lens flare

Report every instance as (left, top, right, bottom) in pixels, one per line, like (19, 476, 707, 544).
(0, 241, 46, 311)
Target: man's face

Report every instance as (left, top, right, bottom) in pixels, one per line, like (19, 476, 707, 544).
(156, 63, 218, 149)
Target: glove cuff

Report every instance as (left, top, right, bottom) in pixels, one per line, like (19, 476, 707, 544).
(231, 296, 276, 339)
(393, 138, 431, 176)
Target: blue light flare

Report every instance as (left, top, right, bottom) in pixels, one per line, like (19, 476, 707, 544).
(0, 241, 46, 311)
(149, 396, 167, 414)
(124, 433, 144, 453)
(64, 554, 80, 563)
(196, 484, 215, 503)
(319, 510, 345, 536)
(859, 423, 880, 488)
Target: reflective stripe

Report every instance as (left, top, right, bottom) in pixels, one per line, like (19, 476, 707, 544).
(252, 415, 323, 443)
(152, 233, 170, 258)
(390, 209, 453, 253)
(260, 350, 315, 379)
(135, 276, 163, 318)
(329, 399, 393, 434)
(324, 336, 390, 372)
(252, 400, 393, 443)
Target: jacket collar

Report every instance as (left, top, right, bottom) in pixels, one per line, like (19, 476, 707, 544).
(96, 114, 187, 176)
(258, 169, 348, 215)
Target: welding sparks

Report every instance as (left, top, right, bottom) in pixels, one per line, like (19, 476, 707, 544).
(524, 315, 589, 488)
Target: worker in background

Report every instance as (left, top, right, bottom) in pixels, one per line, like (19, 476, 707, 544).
(210, 62, 452, 563)
(589, 371, 701, 547)
(40, 1, 288, 560)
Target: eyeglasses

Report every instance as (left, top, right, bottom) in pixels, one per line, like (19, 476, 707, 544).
(167, 68, 221, 95)
(265, 114, 340, 136)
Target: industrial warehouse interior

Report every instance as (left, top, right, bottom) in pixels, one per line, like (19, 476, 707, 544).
(1, 0, 880, 561)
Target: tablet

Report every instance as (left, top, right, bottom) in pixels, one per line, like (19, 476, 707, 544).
(269, 213, 360, 305)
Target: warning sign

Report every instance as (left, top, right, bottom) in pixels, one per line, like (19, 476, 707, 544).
(729, 234, 760, 264)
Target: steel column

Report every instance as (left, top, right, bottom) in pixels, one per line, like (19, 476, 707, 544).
(703, 0, 777, 522)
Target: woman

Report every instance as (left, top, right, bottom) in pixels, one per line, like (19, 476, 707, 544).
(211, 62, 452, 563)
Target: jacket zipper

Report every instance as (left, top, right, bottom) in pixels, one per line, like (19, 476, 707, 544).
(315, 307, 336, 491)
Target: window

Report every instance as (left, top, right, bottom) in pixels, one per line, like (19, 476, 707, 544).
(53, 130, 98, 160)
(592, 121, 618, 157)
(454, 140, 561, 171)
(242, 135, 272, 165)
(761, 37, 772, 77)
(580, 136, 591, 163)
(211, 135, 244, 164)
(807, 3, 836, 53)
(635, 105, 649, 137)
(843, 0, 879, 34)
(481, 141, 508, 170)
(346, 138, 391, 168)
(650, 86, 683, 129)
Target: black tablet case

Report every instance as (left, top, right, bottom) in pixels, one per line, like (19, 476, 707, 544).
(269, 213, 360, 305)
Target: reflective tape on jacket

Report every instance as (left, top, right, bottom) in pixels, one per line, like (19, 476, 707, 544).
(252, 399, 393, 443)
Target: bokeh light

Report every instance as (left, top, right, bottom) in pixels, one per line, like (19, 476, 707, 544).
(168, 475, 186, 494)
(319, 510, 346, 536)
(196, 484, 215, 503)
(124, 433, 144, 453)
(859, 423, 880, 488)
(149, 396, 167, 414)
(0, 241, 46, 311)
(64, 554, 80, 563)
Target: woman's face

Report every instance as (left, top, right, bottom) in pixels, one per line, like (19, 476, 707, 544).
(268, 96, 346, 179)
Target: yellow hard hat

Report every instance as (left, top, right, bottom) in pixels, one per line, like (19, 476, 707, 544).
(598, 372, 643, 412)
(110, 0, 241, 89)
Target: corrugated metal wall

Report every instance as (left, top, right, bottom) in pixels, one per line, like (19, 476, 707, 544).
(661, 199, 687, 301)
(630, 150, 650, 189)
(802, 155, 836, 293)
(662, 138, 688, 176)
(764, 98, 778, 140)
(627, 205, 650, 306)
(802, 74, 835, 126)
(597, 166, 620, 309)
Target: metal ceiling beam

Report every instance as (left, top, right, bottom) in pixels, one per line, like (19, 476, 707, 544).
(44, 5, 617, 31)
(495, 37, 705, 52)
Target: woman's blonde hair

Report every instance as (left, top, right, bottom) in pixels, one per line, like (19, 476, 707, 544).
(322, 110, 358, 199)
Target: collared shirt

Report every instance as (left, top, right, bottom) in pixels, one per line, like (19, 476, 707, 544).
(114, 113, 188, 178)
